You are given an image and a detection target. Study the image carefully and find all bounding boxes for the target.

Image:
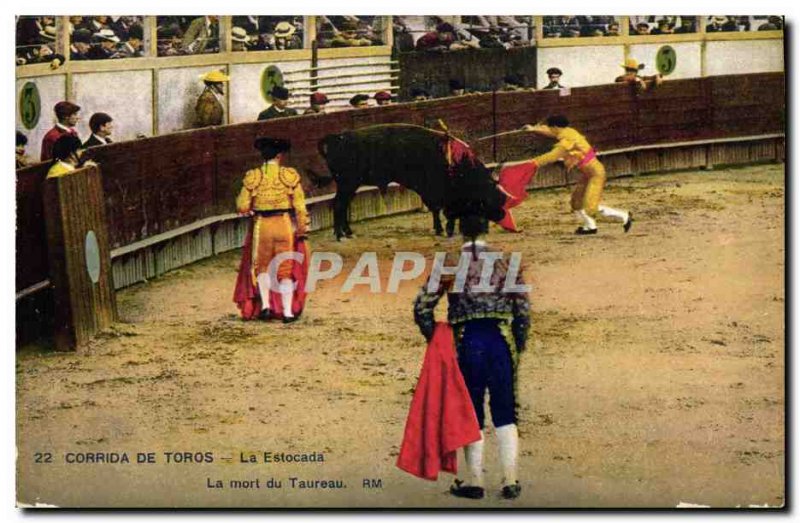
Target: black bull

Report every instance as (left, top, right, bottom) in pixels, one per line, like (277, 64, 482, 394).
(317, 124, 508, 240)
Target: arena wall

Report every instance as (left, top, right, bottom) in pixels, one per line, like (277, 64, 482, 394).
(73, 70, 154, 140)
(704, 39, 784, 76)
(536, 46, 625, 88)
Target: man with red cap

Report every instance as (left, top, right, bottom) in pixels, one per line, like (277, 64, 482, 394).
(41, 101, 81, 161)
(304, 92, 329, 115)
(374, 91, 392, 106)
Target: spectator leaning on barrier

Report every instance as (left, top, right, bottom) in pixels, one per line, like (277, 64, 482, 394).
(615, 58, 662, 92)
(16, 131, 30, 169)
(543, 68, 565, 90)
(304, 92, 329, 115)
(258, 86, 299, 121)
(41, 101, 81, 162)
(606, 22, 621, 36)
(349, 94, 370, 109)
(195, 70, 229, 128)
(415, 22, 473, 52)
(183, 15, 219, 54)
(374, 91, 393, 106)
(84, 113, 114, 148)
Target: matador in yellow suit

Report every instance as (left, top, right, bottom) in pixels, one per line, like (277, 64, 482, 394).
(524, 115, 633, 235)
(235, 137, 309, 322)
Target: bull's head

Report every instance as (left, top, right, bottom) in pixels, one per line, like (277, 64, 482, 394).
(447, 160, 507, 224)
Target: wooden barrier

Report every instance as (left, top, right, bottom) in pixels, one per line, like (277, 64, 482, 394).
(15, 72, 785, 346)
(42, 164, 117, 350)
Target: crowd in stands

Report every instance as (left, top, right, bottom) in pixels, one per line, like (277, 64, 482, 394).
(703, 15, 783, 32)
(18, 15, 785, 65)
(316, 16, 384, 48)
(16, 16, 146, 65)
(393, 16, 532, 51)
(543, 16, 620, 38)
(629, 16, 783, 35)
(157, 16, 220, 56)
(16, 16, 62, 66)
(230, 16, 304, 51)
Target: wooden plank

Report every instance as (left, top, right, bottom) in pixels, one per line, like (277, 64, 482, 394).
(42, 165, 117, 351)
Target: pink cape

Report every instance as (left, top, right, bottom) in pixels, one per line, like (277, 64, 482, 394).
(232, 220, 309, 320)
(396, 323, 482, 480)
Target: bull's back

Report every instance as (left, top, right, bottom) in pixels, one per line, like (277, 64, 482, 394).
(323, 125, 449, 188)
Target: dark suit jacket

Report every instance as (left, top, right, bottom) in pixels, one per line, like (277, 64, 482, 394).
(83, 135, 112, 149)
(257, 105, 299, 121)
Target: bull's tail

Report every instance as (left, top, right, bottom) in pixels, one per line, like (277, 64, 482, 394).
(317, 139, 328, 160)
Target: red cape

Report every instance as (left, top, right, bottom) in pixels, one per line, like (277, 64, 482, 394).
(396, 323, 481, 481)
(232, 220, 309, 320)
(496, 161, 539, 232)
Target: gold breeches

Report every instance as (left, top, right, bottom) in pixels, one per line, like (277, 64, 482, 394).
(570, 159, 606, 214)
(252, 214, 295, 282)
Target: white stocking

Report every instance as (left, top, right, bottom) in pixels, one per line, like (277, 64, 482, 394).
(574, 210, 597, 230)
(464, 432, 485, 487)
(598, 205, 628, 223)
(496, 424, 519, 486)
(279, 278, 295, 318)
(256, 273, 271, 311)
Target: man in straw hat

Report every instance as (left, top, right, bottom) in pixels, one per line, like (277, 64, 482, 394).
(273, 21, 301, 50)
(231, 26, 250, 52)
(258, 86, 298, 120)
(615, 57, 662, 91)
(87, 28, 121, 60)
(195, 70, 229, 128)
(234, 137, 310, 323)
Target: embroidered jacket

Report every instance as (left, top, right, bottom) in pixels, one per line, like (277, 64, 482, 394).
(413, 241, 531, 353)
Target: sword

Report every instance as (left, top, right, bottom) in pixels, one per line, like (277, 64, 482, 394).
(475, 124, 544, 142)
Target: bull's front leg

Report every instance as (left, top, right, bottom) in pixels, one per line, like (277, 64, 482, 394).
(333, 192, 347, 241)
(431, 208, 444, 236)
(446, 216, 456, 237)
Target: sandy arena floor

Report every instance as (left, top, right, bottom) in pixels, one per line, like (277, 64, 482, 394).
(16, 164, 785, 508)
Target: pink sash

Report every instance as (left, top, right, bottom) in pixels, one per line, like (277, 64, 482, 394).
(577, 148, 597, 169)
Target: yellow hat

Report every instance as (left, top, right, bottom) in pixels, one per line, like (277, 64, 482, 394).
(201, 70, 230, 83)
(622, 58, 643, 70)
(274, 21, 297, 38)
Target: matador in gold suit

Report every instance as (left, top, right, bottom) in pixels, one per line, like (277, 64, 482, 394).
(525, 115, 633, 235)
(235, 137, 309, 322)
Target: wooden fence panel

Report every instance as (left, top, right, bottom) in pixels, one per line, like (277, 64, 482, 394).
(16, 163, 51, 292)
